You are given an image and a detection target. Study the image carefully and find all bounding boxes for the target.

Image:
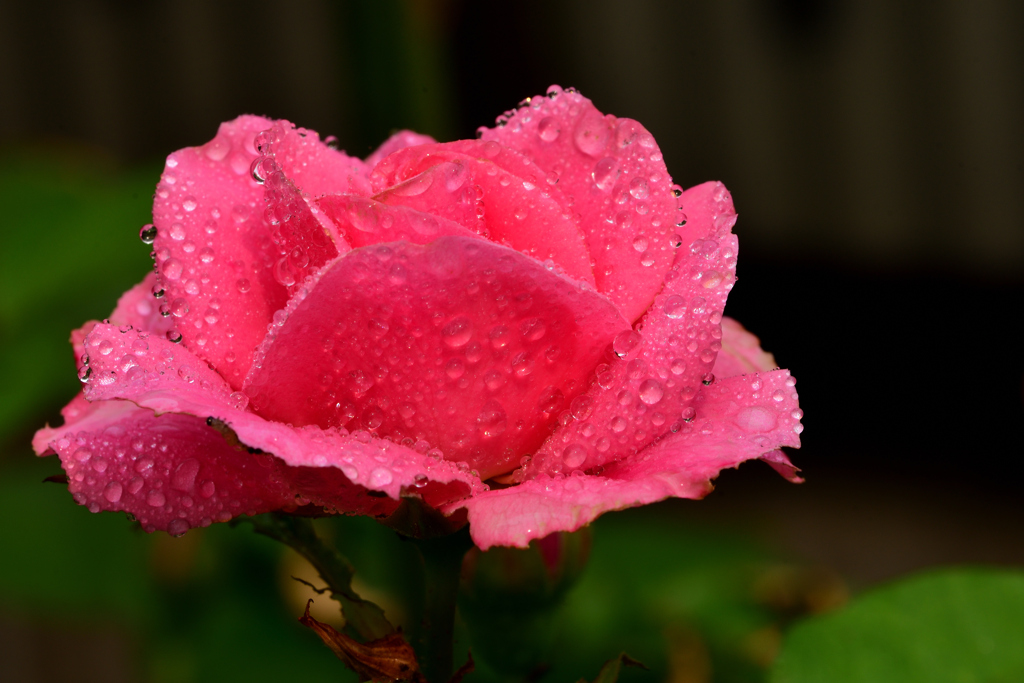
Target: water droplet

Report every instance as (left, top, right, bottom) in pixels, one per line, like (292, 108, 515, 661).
(146, 490, 166, 507)
(669, 234, 683, 248)
(182, 197, 198, 212)
(670, 358, 687, 375)
(168, 519, 190, 537)
(632, 235, 648, 252)
(702, 373, 715, 386)
(629, 177, 650, 200)
(441, 316, 473, 349)
(772, 389, 786, 402)
(172, 459, 200, 491)
(537, 386, 565, 414)
(97, 339, 114, 356)
(445, 358, 466, 380)
(681, 407, 696, 422)
(369, 467, 393, 487)
(103, 481, 123, 503)
(139, 224, 157, 244)
(166, 329, 183, 343)
(537, 116, 560, 141)
(592, 157, 618, 190)
(161, 258, 183, 281)
(484, 370, 505, 391)
(511, 353, 535, 377)
(519, 318, 546, 341)
(363, 405, 384, 430)
(489, 325, 510, 349)
(573, 112, 609, 156)
(169, 222, 186, 241)
(476, 399, 508, 438)
(638, 379, 664, 405)
(170, 298, 189, 317)
(663, 295, 686, 319)
(236, 278, 251, 294)
(702, 271, 724, 288)
(563, 444, 587, 469)
(735, 406, 777, 433)
(570, 394, 594, 420)
(610, 416, 627, 432)
(612, 330, 641, 358)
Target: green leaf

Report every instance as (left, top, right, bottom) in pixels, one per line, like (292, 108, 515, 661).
(770, 568, 1024, 683)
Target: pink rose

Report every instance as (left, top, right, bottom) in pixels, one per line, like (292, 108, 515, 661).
(34, 86, 802, 549)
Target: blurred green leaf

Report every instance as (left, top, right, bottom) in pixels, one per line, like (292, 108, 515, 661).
(770, 568, 1024, 683)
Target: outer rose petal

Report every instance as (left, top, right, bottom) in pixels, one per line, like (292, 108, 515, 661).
(370, 142, 596, 286)
(109, 273, 177, 337)
(712, 317, 779, 378)
(459, 369, 802, 549)
(365, 130, 437, 170)
(480, 87, 678, 323)
(151, 115, 290, 389)
(243, 237, 630, 480)
(63, 323, 485, 532)
(526, 183, 739, 477)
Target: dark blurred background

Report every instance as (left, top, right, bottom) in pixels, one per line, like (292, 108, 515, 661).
(1, 1, 1022, 681)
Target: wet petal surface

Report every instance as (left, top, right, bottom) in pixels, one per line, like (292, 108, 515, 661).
(460, 369, 801, 548)
(371, 142, 595, 285)
(318, 195, 480, 248)
(525, 182, 740, 477)
(480, 88, 679, 322)
(712, 317, 779, 378)
(151, 115, 290, 389)
(244, 236, 630, 479)
(53, 323, 486, 532)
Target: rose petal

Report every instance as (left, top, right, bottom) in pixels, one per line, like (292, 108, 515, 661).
(38, 399, 303, 534)
(480, 87, 678, 322)
(759, 450, 804, 484)
(243, 236, 630, 480)
(64, 323, 485, 527)
(459, 369, 801, 548)
(151, 115, 290, 389)
(109, 273, 178, 336)
(256, 121, 373, 199)
(713, 317, 779, 378)
(257, 154, 346, 289)
(365, 130, 437, 170)
(36, 399, 423, 535)
(370, 142, 595, 285)
(318, 195, 481, 248)
(526, 184, 739, 476)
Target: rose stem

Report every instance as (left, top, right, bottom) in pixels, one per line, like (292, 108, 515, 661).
(248, 512, 394, 641)
(410, 527, 473, 683)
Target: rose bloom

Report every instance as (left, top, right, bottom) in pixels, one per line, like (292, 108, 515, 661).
(34, 87, 802, 549)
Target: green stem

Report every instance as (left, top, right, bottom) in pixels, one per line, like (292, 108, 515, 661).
(411, 527, 473, 683)
(248, 512, 394, 641)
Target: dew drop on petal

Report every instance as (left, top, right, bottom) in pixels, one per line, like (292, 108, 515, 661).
(638, 379, 664, 405)
(612, 330, 641, 358)
(441, 316, 473, 349)
(103, 481, 123, 503)
(537, 117, 560, 142)
(563, 444, 587, 469)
